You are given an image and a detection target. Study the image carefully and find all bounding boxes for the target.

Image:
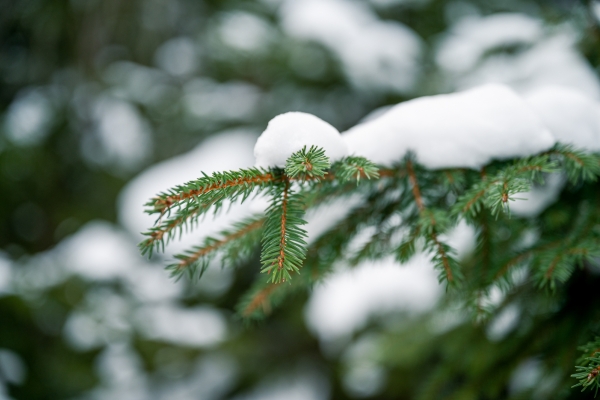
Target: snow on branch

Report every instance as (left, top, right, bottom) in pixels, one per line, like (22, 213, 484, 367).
(139, 85, 600, 331)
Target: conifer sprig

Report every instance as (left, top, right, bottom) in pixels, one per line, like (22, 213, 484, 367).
(572, 356, 600, 397)
(550, 144, 600, 183)
(406, 160, 461, 285)
(260, 179, 308, 283)
(333, 156, 380, 183)
(166, 215, 265, 280)
(285, 145, 330, 180)
(146, 168, 276, 216)
(452, 154, 558, 219)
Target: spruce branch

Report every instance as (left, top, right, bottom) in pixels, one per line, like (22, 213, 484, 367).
(332, 156, 380, 183)
(140, 207, 202, 257)
(166, 215, 265, 280)
(407, 160, 460, 285)
(535, 239, 600, 289)
(453, 154, 558, 219)
(572, 356, 600, 397)
(238, 281, 282, 318)
(146, 168, 276, 216)
(260, 179, 308, 283)
(285, 145, 330, 180)
(549, 144, 600, 183)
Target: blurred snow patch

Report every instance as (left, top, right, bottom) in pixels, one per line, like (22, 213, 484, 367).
(184, 78, 261, 122)
(135, 304, 227, 347)
(509, 358, 542, 395)
(442, 219, 476, 259)
(4, 88, 53, 146)
(343, 83, 554, 169)
(525, 86, 600, 151)
(0, 349, 26, 385)
(64, 289, 132, 350)
(154, 37, 199, 77)
(304, 196, 362, 244)
(436, 13, 543, 73)
(0, 254, 12, 296)
(59, 221, 141, 281)
(103, 61, 172, 105)
(369, 0, 431, 7)
(342, 335, 386, 397)
(90, 343, 150, 400)
(437, 14, 600, 98)
(280, 0, 422, 94)
(124, 264, 183, 303)
(487, 304, 520, 341)
(232, 367, 329, 400)
(155, 353, 238, 400)
(119, 129, 257, 255)
(218, 12, 274, 52)
(306, 254, 441, 340)
(511, 174, 565, 217)
(84, 96, 152, 171)
(254, 112, 348, 168)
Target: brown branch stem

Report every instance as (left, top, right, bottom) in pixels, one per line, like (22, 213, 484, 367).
(278, 179, 290, 271)
(243, 284, 281, 316)
(406, 160, 454, 282)
(174, 219, 265, 271)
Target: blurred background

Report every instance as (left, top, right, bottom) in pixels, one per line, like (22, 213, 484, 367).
(1, 0, 599, 399)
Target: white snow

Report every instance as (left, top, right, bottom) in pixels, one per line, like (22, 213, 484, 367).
(511, 174, 565, 217)
(436, 14, 600, 99)
(183, 78, 262, 122)
(524, 86, 600, 152)
(4, 88, 53, 146)
(84, 96, 153, 172)
(217, 11, 274, 53)
(135, 304, 226, 347)
(280, 0, 422, 93)
(436, 13, 543, 74)
(154, 37, 199, 77)
(0, 254, 12, 296)
(342, 83, 555, 169)
(254, 112, 348, 168)
(57, 221, 142, 281)
(305, 254, 441, 340)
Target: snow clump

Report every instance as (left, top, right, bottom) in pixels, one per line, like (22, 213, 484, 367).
(342, 83, 555, 169)
(279, 0, 422, 94)
(524, 86, 600, 152)
(254, 112, 348, 168)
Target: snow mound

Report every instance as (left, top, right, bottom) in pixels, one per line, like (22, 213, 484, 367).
(436, 13, 600, 99)
(280, 0, 422, 94)
(524, 86, 600, 152)
(342, 83, 555, 169)
(305, 254, 441, 340)
(436, 13, 543, 74)
(254, 112, 348, 168)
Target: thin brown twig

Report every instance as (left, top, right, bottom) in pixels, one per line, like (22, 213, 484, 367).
(174, 219, 265, 271)
(243, 283, 281, 316)
(154, 173, 275, 211)
(406, 160, 454, 282)
(278, 179, 290, 271)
